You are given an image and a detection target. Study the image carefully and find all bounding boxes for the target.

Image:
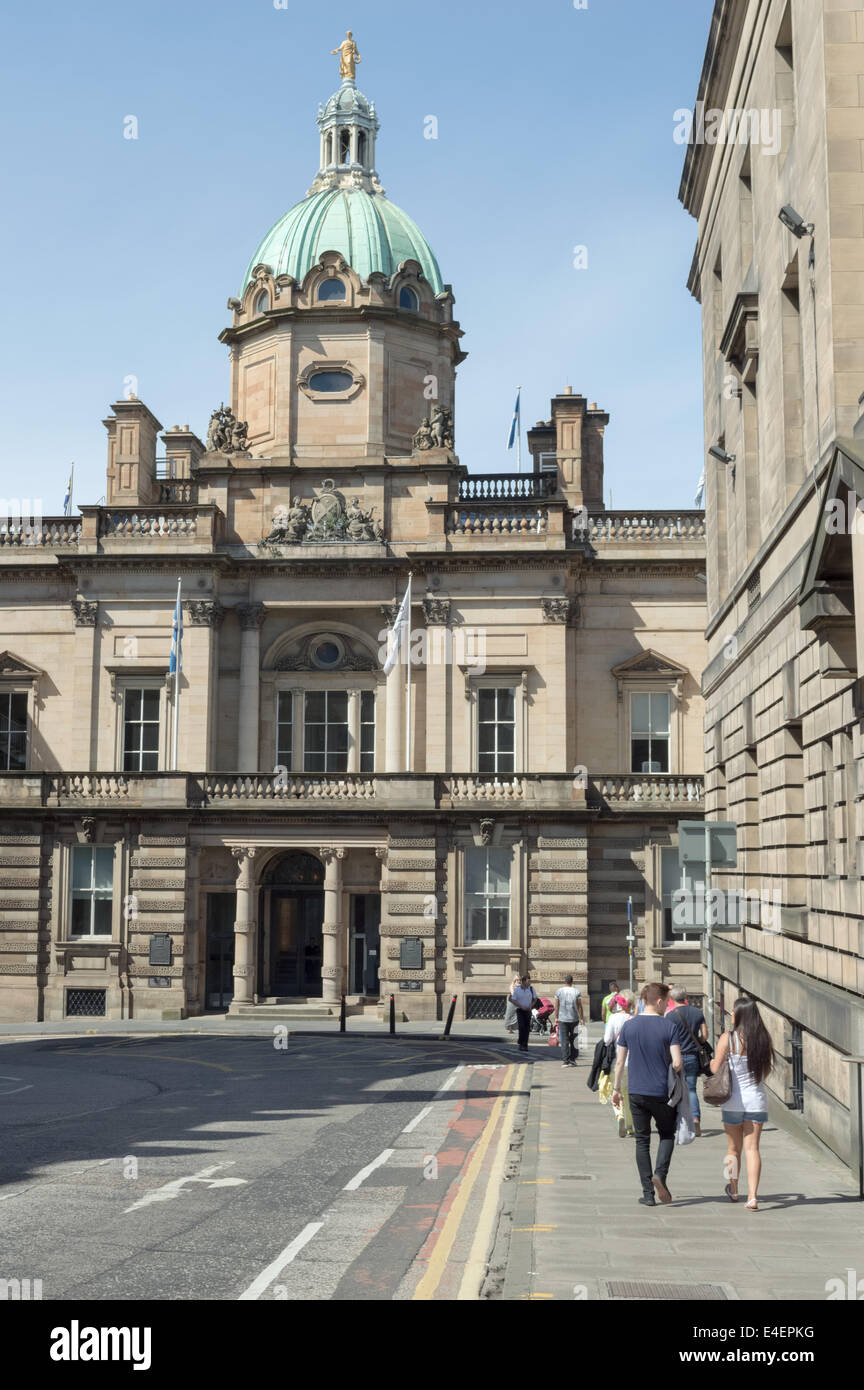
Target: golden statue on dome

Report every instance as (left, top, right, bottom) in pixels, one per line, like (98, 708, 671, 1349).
(331, 30, 361, 81)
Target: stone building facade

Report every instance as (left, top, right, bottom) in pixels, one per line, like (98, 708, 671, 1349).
(681, 0, 864, 1166)
(0, 67, 707, 1026)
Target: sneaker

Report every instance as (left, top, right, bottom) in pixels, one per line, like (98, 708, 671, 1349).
(652, 1175, 673, 1205)
(617, 1116, 627, 1138)
(638, 1195, 656, 1207)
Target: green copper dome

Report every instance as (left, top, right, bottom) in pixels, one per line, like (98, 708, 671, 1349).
(242, 187, 444, 296)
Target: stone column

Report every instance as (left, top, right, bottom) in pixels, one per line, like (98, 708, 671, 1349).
(347, 688, 362, 773)
(319, 847, 346, 1002)
(237, 604, 265, 772)
(230, 847, 258, 1008)
(424, 599, 451, 771)
(185, 601, 225, 770)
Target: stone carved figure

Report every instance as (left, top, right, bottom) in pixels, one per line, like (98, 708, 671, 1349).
(332, 30, 361, 81)
(264, 501, 310, 545)
(430, 404, 454, 450)
(206, 404, 250, 455)
(413, 417, 434, 452)
(413, 406, 453, 453)
(262, 485, 382, 547)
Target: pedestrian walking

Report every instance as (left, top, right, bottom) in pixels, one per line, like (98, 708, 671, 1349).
(603, 992, 636, 1135)
(554, 973, 585, 1067)
(503, 973, 521, 1035)
(601, 980, 620, 1024)
(710, 996, 773, 1210)
(668, 986, 709, 1137)
(612, 982, 683, 1206)
(510, 975, 538, 1053)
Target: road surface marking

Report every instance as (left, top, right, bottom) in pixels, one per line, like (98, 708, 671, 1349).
(412, 1065, 517, 1301)
(237, 1222, 325, 1301)
(402, 1107, 433, 1134)
(433, 1065, 465, 1096)
(457, 1063, 527, 1300)
(343, 1148, 395, 1191)
(124, 1162, 247, 1213)
(0, 1076, 33, 1096)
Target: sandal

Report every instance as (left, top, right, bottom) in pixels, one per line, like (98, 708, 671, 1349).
(724, 1183, 739, 1203)
(745, 1198, 758, 1211)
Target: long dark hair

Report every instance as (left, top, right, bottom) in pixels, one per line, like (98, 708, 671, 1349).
(731, 997, 773, 1085)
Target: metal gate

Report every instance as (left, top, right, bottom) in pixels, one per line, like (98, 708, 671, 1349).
(466, 995, 507, 1020)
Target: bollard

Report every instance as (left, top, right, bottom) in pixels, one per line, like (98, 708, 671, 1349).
(389, 993, 395, 1034)
(340, 994, 346, 1034)
(442, 994, 457, 1040)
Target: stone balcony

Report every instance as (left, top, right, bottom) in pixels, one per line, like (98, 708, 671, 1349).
(0, 506, 222, 560)
(0, 770, 704, 814)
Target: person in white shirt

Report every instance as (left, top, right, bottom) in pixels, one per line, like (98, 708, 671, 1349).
(603, 992, 636, 1136)
(509, 975, 537, 1052)
(554, 974, 585, 1067)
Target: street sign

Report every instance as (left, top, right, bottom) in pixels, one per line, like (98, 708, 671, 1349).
(678, 821, 738, 871)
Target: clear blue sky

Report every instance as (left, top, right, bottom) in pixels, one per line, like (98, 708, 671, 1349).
(0, 0, 715, 514)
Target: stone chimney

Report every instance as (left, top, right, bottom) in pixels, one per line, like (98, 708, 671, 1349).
(104, 398, 163, 505)
(161, 425, 206, 480)
(527, 388, 607, 510)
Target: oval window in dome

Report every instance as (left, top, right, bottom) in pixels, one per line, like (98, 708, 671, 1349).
(308, 370, 354, 393)
(399, 287, 419, 312)
(254, 290, 270, 314)
(318, 279, 347, 302)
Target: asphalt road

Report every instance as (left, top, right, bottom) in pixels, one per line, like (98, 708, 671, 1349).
(0, 1033, 528, 1302)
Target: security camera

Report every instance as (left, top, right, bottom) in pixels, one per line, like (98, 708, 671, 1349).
(779, 206, 814, 239)
(708, 445, 736, 465)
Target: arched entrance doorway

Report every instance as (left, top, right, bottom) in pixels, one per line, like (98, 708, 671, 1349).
(259, 852, 325, 998)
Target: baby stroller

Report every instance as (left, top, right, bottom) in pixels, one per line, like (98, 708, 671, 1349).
(531, 997, 556, 1034)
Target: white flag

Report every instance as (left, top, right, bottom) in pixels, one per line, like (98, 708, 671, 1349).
(383, 579, 411, 675)
(695, 470, 705, 509)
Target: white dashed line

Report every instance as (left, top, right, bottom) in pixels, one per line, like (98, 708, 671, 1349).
(402, 1106, 433, 1133)
(238, 1221, 325, 1301)
(343, 1148, 395, 1191)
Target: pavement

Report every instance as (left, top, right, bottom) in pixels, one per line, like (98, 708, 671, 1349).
(501, 1030, 864, 1302)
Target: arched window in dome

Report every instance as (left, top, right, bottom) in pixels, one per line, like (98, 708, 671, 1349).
(254, 290, 270, 315)
(399, 287, 419, 312)
(324, 132, 333, 165)
(339, 128, 351, 164)
(357, 130, 367, 166)
(318, 279, 347, 303)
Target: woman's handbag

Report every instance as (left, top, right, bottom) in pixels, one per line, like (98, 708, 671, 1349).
(702, 1043, 732, 1106)
(676, 1010, 714, 1076)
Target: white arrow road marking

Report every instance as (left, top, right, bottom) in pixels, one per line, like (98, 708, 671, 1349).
(0, 1076, 34, 1096)
(124, 1162, 248, 1213)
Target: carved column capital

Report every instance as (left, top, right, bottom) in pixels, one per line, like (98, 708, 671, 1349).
(541, 597, 578, 625)
(237, 603, 266, 631)
(380, 602, 400, 626)
(186, 600, 226, 628)
(318, 846, 347, 865)
(71, 599, 98, 627)
(422, 598, 451, 626)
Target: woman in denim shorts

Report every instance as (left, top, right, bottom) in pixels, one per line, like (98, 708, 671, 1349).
(709, 997, 773, 1210)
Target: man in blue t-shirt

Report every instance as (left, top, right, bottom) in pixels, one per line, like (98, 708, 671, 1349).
(612, 982, 682, 1206)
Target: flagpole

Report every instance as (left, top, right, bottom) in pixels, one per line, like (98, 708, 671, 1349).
(172, 579, 181, 771)
(405, 573, 412, 772)
(64, 464, 74, 518)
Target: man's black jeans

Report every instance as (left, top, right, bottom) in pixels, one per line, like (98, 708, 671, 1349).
(516, 1007, 531, 1050)
(629, 1092, 677, 1195)
(558, 1020, 578, 1063)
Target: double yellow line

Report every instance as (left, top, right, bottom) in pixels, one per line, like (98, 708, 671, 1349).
(412, 1063, 527, 1301)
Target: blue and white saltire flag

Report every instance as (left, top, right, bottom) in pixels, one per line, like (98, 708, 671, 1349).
(169, 580, 183, 678)
(506, 390, 521, 451)
(383, 577, 411, 676)
(63, 465, 74, 517)
(695, 469, 706, 509)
